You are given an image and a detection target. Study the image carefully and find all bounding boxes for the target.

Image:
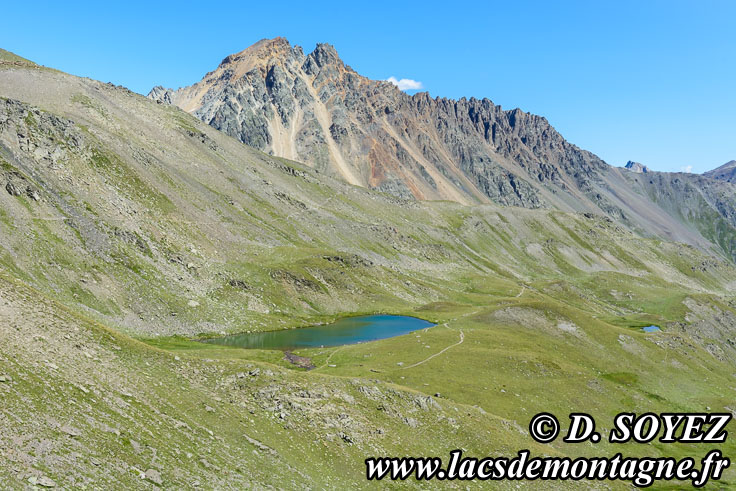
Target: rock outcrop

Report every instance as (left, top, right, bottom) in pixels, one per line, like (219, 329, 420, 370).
(624, 161, 649, 173)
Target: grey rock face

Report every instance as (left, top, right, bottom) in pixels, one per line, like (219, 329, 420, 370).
(620, 168, 736, 262)
(28, 476, 56, 488)
(625, 161, 649, 173)
(145, 468, 163, 485)
(5, 180, 21, 196)
(148, 38, 609, 210)
(148, 86, 173, 105)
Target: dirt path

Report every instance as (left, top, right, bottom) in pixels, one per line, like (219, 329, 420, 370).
(313, 306, 488, 372)
(313, 346, 344, 371)
(400, 307, 482, 370)
(401, 325, 464, 369)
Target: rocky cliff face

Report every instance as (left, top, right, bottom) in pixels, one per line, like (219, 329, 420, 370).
(624, 161, 649, 173)
(149, 38, 612, 210)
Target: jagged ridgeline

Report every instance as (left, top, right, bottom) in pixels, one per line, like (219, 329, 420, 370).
(1, 47, 736, 488)
(150, 37, 736, 263)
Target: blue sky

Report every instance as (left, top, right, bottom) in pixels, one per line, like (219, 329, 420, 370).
(2, 1, 734, 173)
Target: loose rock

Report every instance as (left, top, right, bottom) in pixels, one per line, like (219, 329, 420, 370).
(144, 468, 162, 485)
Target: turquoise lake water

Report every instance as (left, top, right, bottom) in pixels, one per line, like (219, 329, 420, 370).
(205, 314, 435, 350)
(642, 325, 661, 333)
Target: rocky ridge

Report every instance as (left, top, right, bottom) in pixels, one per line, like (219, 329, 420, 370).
(149, 38, 611, 209)
(705, 160, 736, 183)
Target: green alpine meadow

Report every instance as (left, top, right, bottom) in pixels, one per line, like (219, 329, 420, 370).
(1, 28, 735, 489)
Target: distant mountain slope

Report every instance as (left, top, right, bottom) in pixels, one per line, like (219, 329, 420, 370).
(705, 160, 736, 183)
(149, 38, 736, 263)
(0, 45, 732, 335)
(620, 170, 736, 262)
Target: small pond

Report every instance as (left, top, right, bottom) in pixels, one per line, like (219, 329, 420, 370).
(204, 314, 435, 350)
(642, 325, 661, 333)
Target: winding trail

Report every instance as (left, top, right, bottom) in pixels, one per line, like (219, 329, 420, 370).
(400, 307, 483, 370)
(313, 287, 526, 372)
(314, 345, 344, 371)
(401, 326, 464, 369)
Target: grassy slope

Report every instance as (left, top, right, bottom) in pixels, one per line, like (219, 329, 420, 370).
(3, 272, 559, 488)
(0, 61, 735, 487)
(0, 48, 36, 65)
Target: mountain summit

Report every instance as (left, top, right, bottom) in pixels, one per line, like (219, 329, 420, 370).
(150, 38, 736, 262)
(149, 37, 616, 208)
(704, 160, 736, 183)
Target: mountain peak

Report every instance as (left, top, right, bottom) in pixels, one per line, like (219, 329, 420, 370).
(309, 43, 341, 66)
(216, 38, 347, 73)
(302, 42, 350, 79)
(704, 160, 736, 182)
(149, 38, 618, 208)
(219, 37, 298, 68)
